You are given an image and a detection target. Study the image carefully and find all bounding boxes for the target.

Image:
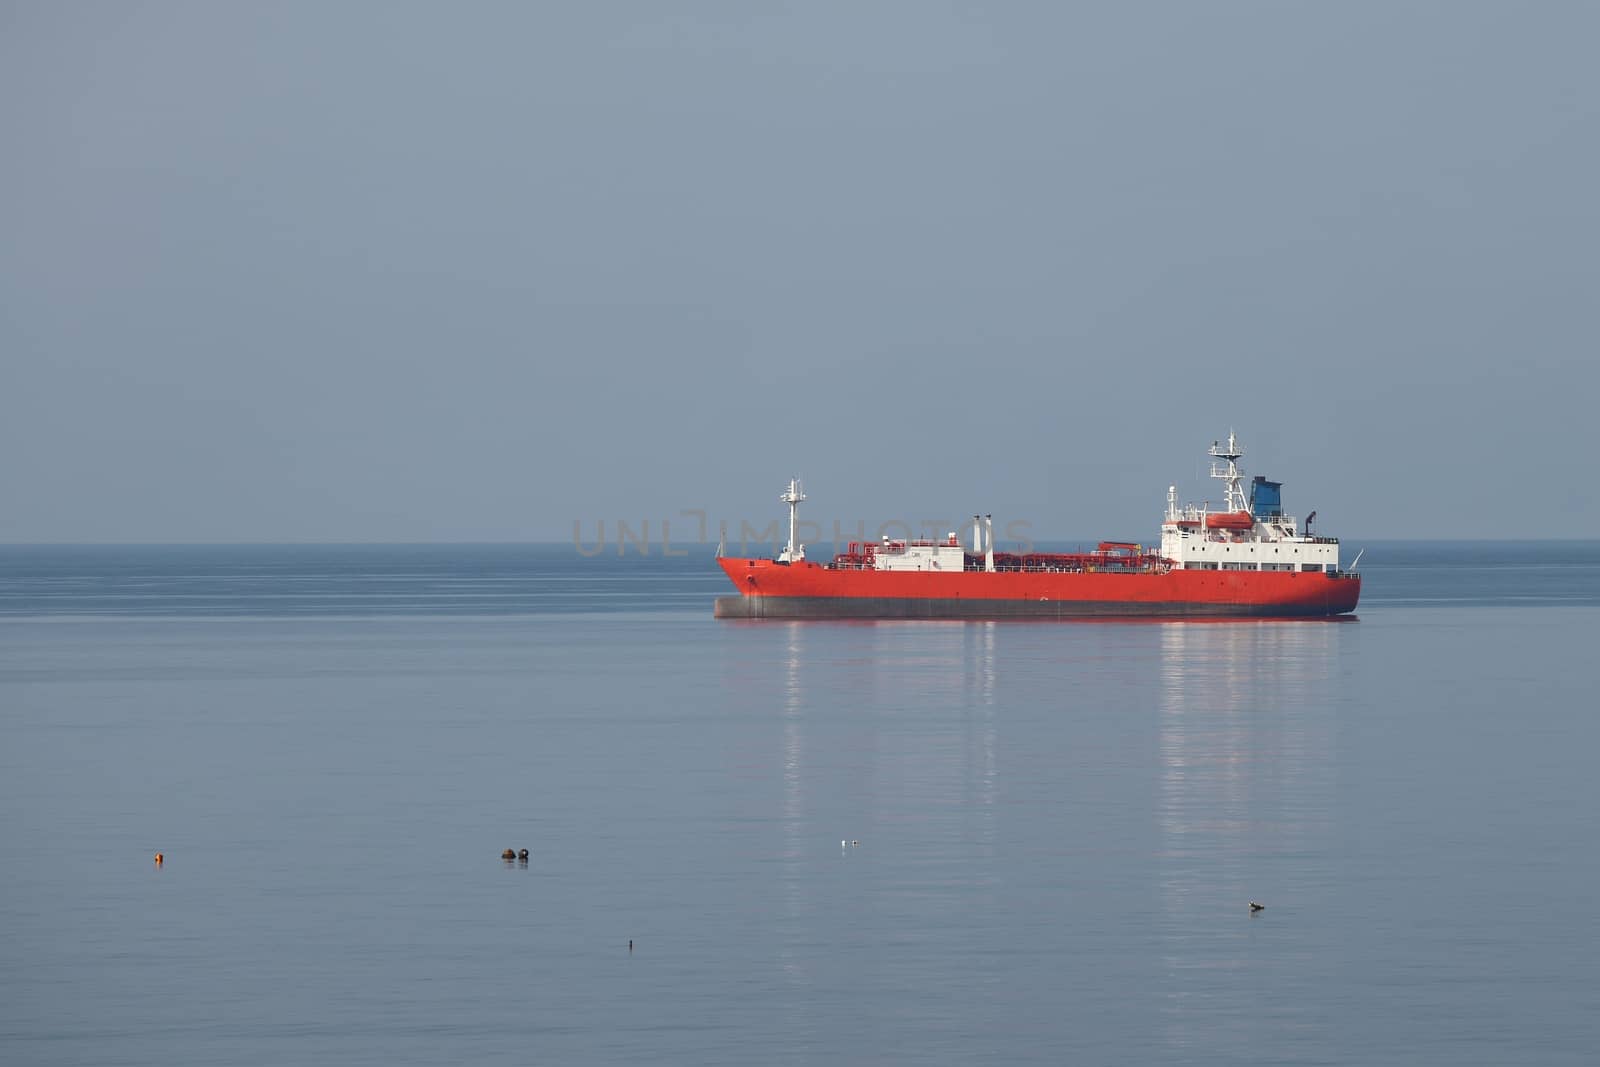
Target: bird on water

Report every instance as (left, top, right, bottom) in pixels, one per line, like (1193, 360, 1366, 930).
(501, 849, 516, 861)
(1249, 901, 1265, 912)
(518, 849, 529, 862)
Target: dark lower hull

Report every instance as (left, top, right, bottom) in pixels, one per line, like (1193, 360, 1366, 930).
(714, 595, 1356, 620)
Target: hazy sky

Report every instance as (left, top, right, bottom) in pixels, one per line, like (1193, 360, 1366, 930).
(3, 2, 1596, 543)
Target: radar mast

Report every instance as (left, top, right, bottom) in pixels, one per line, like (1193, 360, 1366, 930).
(1207, 430, 1248, 514)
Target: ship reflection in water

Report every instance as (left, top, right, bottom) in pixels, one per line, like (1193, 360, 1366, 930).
(729, 612, 1351, 1054)
(777, 622, 807, 994)
(740, 619, 1003, 1003)
(1156, 619, 1345, 1055)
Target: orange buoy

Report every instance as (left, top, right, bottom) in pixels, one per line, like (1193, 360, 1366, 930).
(153, 852, 164, 865)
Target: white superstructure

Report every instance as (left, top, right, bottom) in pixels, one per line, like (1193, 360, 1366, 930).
(870, 534, 969, 572)
(870, 515, 990, 572)
(1158, 431, 1343, 574)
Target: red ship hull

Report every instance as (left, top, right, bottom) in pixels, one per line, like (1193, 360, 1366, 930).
(714, 558, 1361, 619)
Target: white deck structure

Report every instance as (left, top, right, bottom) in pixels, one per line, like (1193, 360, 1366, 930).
(1158, 431, 1343, 573)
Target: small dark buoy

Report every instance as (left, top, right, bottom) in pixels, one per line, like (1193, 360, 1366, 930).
(153, 852, 164, 866)
(501, 849, 516, 861)
(629, 939, 634, 952)
(1249, 901, 1265, 912)
(518, 849, 529, 862)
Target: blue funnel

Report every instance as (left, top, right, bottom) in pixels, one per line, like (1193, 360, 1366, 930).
(1251, 476, 1283, 520)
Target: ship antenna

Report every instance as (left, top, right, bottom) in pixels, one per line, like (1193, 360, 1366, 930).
(778, 477, 806, 562)
(1207, 430, 1247, 514)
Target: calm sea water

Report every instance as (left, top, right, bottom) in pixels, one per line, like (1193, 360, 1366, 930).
(2, 542, 1598, 1064)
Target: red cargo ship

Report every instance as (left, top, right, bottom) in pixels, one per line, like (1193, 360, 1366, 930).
(714, 431, 1360, 619)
